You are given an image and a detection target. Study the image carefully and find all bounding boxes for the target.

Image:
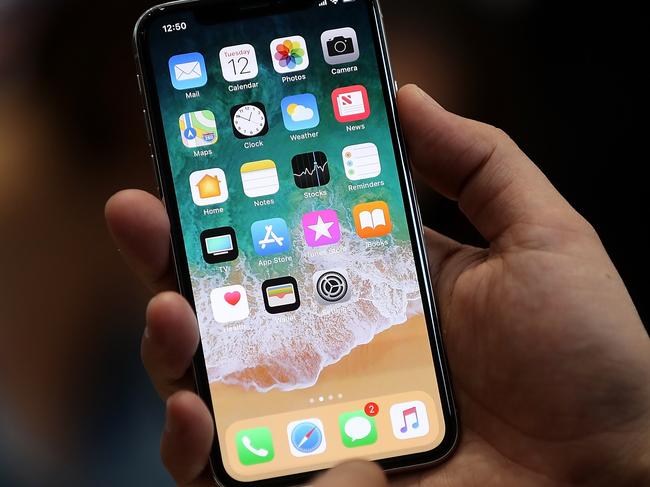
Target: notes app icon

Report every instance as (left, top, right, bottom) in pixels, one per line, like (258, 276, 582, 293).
(389, 401, 430, 440)
(240, 160, 279, 198)
(353, 201, 392, 238)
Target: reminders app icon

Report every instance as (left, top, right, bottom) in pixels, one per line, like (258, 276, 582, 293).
(169, 52, 207, 90)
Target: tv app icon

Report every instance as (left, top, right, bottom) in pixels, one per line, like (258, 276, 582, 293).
(200, 227, 238, 264)
(262, 276, 300, 314)
(321, 27, 359, 65)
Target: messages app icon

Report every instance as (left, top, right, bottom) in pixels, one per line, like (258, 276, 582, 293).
(339, 410, 377, 448)
(169, 52, 208, 90)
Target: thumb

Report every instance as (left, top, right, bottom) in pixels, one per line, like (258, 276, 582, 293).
(398, 84, 589, 244)
(312, 461, 388, 487)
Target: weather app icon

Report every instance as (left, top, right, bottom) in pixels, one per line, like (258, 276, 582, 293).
(281, 93, 320, 131)
(287, 419, 326, 457)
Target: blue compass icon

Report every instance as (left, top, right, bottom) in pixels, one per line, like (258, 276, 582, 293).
(289, 421, 324, 455)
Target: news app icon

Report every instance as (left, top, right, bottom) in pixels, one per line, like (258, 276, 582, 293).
(332, 85, 370, 123)
(200, 227, 238, 264)
(262, 276, 300, 314)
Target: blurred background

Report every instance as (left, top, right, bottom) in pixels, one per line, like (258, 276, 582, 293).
(0, 0, 646, 485)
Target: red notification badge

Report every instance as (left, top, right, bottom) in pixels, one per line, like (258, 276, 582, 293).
(364, 402, 379, 417)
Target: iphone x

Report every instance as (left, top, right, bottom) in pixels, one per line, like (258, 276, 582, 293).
(134, 0, 457, 484)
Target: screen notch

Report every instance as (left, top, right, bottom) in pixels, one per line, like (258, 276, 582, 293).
(194, 0, 316, 24)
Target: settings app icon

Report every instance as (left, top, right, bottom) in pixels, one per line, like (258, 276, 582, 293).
(313, 269, 352, 305)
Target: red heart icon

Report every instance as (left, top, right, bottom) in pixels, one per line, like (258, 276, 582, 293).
(224, 291, 241, 306)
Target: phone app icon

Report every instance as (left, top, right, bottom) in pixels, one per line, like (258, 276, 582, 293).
(287, 419, 326, 457)
(332, 85, 370, 123)
(291, 151, 330, 188)
(321, 27, 360, 65)
(270, 35, 310, 73)
(389, 401, 430, 440)
(210, 285, 249, 323)
(281, 93, 320, 131)
(251, 218, 291, 256)
(353, 201, 392, 238)
(231, 102, 268, 139)
(262, 276, 300, 314)
(200, 227, 238, 264)
(189, 168, 228, 206)
(179, 110, 218, 148)
(302, 209, 341, 247)
(343, 143, 381, 181)
(219, 43, 258, 82)
(240, 160, 279, 198)
(339, 411, 377, 448)
(313, 269, 351, 305)
(236, 427, 274, 465)
(169, 52, 207, 90)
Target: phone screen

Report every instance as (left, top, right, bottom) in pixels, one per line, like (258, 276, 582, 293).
(138, 0, 454, 483)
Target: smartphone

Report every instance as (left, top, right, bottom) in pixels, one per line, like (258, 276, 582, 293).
(134, 0, 457, 484)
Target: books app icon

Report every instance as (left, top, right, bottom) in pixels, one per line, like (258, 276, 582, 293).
(353, 201, 392, 238)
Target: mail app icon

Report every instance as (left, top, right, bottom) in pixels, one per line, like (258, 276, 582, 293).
(168, 52, 208, 90)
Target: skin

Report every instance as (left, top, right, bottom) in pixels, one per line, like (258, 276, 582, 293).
(105, 85, 650, 486)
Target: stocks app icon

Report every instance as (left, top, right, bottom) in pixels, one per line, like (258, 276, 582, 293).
(291, 151, 330, 189)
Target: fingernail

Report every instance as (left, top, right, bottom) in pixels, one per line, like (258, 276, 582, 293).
(414, 84, 443, 109)
(143, 325, 151, 340)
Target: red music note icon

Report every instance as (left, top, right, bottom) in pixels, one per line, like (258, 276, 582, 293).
(399, 406, 420, 433)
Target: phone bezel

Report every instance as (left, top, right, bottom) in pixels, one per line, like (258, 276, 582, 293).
(134, 1, 458, 485)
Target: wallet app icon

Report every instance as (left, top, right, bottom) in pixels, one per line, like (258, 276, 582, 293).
(169, 52, 208, 90)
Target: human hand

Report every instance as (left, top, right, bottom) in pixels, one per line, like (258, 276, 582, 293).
(105, 84, 650, 486)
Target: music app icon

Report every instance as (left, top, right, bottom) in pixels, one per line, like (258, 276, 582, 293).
(389, 400, 430, 440)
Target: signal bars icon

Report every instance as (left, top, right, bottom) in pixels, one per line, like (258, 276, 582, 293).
(318, 0, 327, 6)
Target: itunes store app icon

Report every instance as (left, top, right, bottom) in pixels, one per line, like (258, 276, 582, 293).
(210, 285, 250, 323)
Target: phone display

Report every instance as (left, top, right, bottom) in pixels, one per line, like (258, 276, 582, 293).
(136, 0, 456, 484)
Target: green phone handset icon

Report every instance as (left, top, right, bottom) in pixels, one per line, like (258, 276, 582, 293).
(236, 427, 275, 465)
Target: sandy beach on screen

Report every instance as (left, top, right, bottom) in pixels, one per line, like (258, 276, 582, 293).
(210, 314, 438, 427)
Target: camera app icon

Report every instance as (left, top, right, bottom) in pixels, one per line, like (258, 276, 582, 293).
(321, 27, 359, 65)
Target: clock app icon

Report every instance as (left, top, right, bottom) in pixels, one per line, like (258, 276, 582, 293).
(230, 102, 269, 139)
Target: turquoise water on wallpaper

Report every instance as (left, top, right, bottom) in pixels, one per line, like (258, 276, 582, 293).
(150, 3, 423, 391)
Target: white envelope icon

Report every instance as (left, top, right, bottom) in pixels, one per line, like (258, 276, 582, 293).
(174, 61, 202, 81)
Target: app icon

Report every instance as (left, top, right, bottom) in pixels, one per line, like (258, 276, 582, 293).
(200, 227, 238, 264)
(339, 411, 377, 448)
(389, 401, 430, 440)
(302, 209, 341, 247)
(179, 110, 218, 148)
(231, 102, 268, 139)
(321, 27, 360, 65)
(281, 94, 320, 131)
(210, 285, 249, 323)
(251, 218, 291, 256)
(236, 427, 274, 465)
(270, 36, 310, 73)
(240, 160, 279, 198)
(169, 52, 208, 90)
(353, 201, 392, 238)
(313, 269, 351, 305)
(189, 168, 228, 206)
(332, 85, 370, 123)
(262, 276, 300, 314)
(291, 151, 330, 188)
(287, 419, 326, 457)
(343, 143, 381, 180)
(219, 43, 258, 82)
